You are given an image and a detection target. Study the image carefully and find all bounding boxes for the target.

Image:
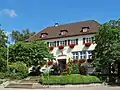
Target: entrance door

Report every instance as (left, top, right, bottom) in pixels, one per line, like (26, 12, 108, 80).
(58, 59, 66, 72)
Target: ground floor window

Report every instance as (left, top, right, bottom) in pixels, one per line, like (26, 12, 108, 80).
(72, 50, 92, 60)
(72, 52, 79, 60)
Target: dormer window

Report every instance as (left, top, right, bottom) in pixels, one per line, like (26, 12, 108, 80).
(60, 30, 68, 36)
(41, 33, 48, 38)
(81, 27, 89, 32)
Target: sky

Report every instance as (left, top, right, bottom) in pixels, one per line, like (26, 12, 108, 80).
(0, 0, 120, 33)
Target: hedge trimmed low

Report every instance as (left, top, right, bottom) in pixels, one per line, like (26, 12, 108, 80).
(39, 74, 101, 85)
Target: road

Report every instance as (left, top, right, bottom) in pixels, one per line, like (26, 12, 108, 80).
(1, 86, 120, 90)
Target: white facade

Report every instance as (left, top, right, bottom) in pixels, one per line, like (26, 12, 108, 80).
(45, 34, 96, 63)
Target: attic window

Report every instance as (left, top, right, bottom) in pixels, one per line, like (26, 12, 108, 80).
(81, 27, 89, 32)
(60, 30, 68, 36)
(41, 33, 48, 38)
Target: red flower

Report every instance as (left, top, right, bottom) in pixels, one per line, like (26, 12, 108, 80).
(49, 46, 54, 51)
(69, 43, 75, 48)
(78, 59, 86, 64)
(58, 45, 64, 49)
(47, 61, 53, 65)
(85, 42, 91, 47)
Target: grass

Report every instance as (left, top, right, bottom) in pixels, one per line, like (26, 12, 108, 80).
(39, 74, 102, 85)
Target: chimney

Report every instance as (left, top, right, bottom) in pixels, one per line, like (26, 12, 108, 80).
(54, 23, 59, 27)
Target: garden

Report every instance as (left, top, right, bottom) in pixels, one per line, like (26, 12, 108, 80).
(1, 19, 120, 85)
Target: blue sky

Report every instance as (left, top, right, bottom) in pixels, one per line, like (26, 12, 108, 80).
(0, 0, 120, 33)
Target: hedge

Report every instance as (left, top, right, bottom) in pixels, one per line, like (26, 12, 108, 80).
(39, 74, 102, 85)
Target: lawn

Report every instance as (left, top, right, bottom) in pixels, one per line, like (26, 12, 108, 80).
(39, 74, 101, 85)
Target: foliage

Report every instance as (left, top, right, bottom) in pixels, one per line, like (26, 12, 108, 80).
(40, 74, 101, 85)
(0, 72, 27, 80)
(9, 62, 28, 77)
(71, 63, 79, 74)
(92, 19, 120, 72)
(0, 29, 8, 72)
(0, 57, 7, 72)
(60, 72, 68, 75)
(9, 41, 54, 66)
(11, 29, 35, 42)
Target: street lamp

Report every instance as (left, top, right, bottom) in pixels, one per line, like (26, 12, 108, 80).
(43, 58, 49, 87)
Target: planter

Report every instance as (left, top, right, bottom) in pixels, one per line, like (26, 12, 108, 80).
(49, 46, 54, 51)
(85, 42, 91, 47)
(69, 43, 75, 48)
(58, 45, 64, 50)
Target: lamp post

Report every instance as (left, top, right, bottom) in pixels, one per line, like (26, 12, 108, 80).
(43, 58, 49, 87)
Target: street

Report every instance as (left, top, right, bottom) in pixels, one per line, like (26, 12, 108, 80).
(1, 86, 120, 90)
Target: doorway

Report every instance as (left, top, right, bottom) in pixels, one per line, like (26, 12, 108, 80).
(58, 59, 66, 72)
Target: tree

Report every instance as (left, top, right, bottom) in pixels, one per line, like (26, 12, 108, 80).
(11, 29, 35, 42)
(9, 41, 54, 66)
(0, 29, 8, 72)
(92, 19, 120, 81)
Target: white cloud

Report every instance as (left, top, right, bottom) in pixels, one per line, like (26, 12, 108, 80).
(0, 9, 17, 18)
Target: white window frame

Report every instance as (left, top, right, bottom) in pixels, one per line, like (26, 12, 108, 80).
(72, 52, 79, 60)
(80, 51, 87, 59)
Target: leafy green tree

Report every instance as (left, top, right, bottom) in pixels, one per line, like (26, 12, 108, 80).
(0, 29, 8, 72)
(11, 29, 35, 42)
(92, 19, 120, 77)
(9, 41, 54, 66)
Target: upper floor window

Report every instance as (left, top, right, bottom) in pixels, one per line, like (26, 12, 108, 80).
(41, 33, 48, 38)
(68, 39, 78, 45)
(83, 37, 94, 44)
(49, 42, 56, 47)
(60, 30, 68, 36)
(59, 41, 65, 46)
(81, 27, 89, 33)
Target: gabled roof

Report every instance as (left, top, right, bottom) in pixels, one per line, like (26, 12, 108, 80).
(26, 20, 100, 41)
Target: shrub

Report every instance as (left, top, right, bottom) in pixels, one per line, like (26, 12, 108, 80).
(9, 62, 28, 78)
(60, 72, 68, 75)
(40, 74, 101, 85)
(71, 64, 79, 74)
(0, 58, 7, 72)
(0, 72, 26, 80)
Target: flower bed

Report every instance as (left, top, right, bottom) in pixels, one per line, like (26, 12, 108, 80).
(39, 74, 101, 85)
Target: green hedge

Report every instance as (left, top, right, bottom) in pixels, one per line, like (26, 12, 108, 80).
(40, 74, 102, 85)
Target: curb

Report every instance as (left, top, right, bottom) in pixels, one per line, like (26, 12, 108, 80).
(41, 83, 103, 88)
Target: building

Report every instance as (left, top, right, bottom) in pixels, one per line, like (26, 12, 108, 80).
(27, 20, 100, 71)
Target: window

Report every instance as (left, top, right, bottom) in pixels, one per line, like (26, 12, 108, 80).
(72, 51, 93, 60)
(59, 41, 65, 46)
(69, 39, 78, 45)
(70, 39, 76, 44)
(88, 51, 92, 59)
(83, 37, 94, 44)
(81, 27, 89, 32)
(49, 42, 56, 47)
(80, 51, 87, 59)
(41, 33, 48, 38)
(60, 30, 68, 36)
(72, 52, 79, 60)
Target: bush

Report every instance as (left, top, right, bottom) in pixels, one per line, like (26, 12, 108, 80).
(9, 62, 28, 79)
(40, 74, 101, 85)
(60, 72, 68, 75)
(0, 72, 27, 80)
(0, 58, 7, 72)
